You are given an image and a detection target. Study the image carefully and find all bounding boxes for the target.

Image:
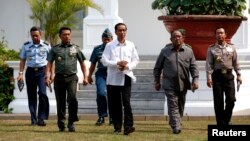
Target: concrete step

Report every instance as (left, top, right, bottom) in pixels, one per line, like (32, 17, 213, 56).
(77, 98, 164, 115)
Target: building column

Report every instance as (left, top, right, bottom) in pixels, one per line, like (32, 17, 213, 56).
(83, 0, 123, 59)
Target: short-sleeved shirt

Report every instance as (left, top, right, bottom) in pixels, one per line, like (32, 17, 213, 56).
(47, 43, 86, 75)
(19, 40, 51, 67)
(89, 44, 106, 70)
(205, 43, 241, 80)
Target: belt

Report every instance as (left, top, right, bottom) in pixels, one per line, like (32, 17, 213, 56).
(56, 73, 76, 78)
(215, 69, 232, 74)
(27, 66, 45, 71)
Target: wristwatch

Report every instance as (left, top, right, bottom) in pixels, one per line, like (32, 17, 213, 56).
(19, 72, 23, 75)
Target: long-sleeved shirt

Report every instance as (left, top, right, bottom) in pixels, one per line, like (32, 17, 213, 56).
(153, 43, 199, 91)
(205, 43, 241, 80)
(101, 39, 139, 86)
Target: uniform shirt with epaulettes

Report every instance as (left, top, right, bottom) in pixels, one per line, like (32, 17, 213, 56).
(89, 44, 107, 70)
(47, 43, 86, 75)
(19, 40, 51, 67)
(206, 43, 241, 80)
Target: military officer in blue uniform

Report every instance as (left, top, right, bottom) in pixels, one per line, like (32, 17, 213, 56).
(45, 27, 88, 132)
(17, 26, 51, 126)
(88, 28, 113, 126)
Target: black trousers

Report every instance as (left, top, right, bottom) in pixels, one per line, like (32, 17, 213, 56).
(212, 70, 236, 125)
(54, 74, 79, 128)
(107, 75, 133, 131)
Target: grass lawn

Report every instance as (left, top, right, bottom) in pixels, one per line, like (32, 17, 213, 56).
(0, 117, 249, 141)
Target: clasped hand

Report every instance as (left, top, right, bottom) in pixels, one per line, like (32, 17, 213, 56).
(117, 60, 128, 71)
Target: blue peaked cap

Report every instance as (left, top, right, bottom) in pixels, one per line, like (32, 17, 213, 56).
(102, 28, 113, 38)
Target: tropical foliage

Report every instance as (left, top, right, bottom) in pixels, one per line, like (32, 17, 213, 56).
(0, 29, 19, 68)
(152, 0, 247, 17)
(27, 0, 103, 46)
(0, 30, 17, 113)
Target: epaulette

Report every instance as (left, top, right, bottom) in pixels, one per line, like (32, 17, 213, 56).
(72, 44, 79, 48)
(53, 43, 61, 48)
(24, 41, 31, 45)
(43, 41, 50, 45)
(227, 42, 234, 45)
(165, 43, 172, 48)
(208, 43, 216, 47)
(184, 43, 192, 48)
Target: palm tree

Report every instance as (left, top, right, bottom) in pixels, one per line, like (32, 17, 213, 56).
(27, 0, 102, 46)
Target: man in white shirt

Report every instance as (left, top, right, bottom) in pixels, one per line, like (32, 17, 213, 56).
(101, 23, 139, 135)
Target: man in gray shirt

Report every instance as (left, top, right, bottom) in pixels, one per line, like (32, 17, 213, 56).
(153, 29, 199, 134)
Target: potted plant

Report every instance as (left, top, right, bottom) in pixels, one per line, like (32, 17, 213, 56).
(152, 0, 248, 60)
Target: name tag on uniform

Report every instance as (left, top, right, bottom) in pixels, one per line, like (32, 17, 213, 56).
(226, 48, 233, 52)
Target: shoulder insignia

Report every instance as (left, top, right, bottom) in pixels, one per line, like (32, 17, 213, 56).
(208, 44, 215, 47)
(53, 43, 60, 48)
(43, 41, 50, 45)
(165, 43, 172, 48)
(24, 41, 31, 45)
(184, 43, 192, 48)
(227, 42, 234, 45)
(72, 44, 79, 48)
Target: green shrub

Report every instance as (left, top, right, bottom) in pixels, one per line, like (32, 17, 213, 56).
(0, 29, 18, 113)
(0, 29, 19, 68)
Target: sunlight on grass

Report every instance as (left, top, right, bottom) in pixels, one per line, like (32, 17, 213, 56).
(0, 118, 249, 141)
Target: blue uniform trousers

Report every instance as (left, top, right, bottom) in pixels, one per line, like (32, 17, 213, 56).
(95, 70, 109, 117)
(25, 66, 49, 124)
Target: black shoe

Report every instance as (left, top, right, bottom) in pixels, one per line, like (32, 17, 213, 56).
(173, 129, 181, 134)
(59, 128, 65, 132)
(95, 117, 105, 126)
(114, 129, 121, 135)
(124, 127, 135, 135)
(37, 119, 46, 126)
(67, 122, 75, 132)
(109, 118, 113, 125)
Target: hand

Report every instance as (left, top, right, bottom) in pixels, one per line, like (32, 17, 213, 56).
(17, 75, 23, 81)
(155, 82, 161, 91)
(237, 75, 242, 84)
(117, 60, 128, 71)
(50, 75, 54, 83)
(207, 79, 213, 88)
(45, 77, 51, 86)
(83, 78, 89, 85)
(88, 76, 93, 84)
(191, 82, 199, 92)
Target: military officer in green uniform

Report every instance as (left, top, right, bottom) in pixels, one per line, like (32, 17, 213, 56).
(45, 27, 88, 132)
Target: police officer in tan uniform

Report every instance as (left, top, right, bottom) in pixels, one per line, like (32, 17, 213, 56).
(46, 27, 88, 132)
(206, 27, 242, 126)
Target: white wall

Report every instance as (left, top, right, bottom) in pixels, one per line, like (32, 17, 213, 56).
(0, 0, 33, 50)
(118, 0, 170, 56)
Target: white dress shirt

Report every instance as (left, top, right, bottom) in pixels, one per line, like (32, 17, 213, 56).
(101, 39, 139, 86)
